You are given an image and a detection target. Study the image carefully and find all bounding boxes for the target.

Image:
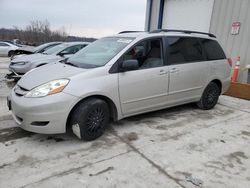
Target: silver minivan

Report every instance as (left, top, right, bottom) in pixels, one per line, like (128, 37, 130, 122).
(8, 30, 232, 141)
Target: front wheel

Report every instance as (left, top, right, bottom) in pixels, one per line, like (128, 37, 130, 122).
(197, 82, 220, 110)
(70, 98, 110, 141)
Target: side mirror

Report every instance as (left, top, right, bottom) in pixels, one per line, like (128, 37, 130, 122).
(58, 51, 71, 56)
(121, 60, 139, 72)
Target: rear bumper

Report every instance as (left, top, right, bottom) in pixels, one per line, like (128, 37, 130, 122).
(9, 89, 79, 134)
(221, 77, 231, 94)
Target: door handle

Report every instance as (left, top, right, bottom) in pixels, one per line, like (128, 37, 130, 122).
(159, 69, 168, 75)
(170, 68, 179, 73)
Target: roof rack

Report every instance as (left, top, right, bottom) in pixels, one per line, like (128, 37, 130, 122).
(150, 29, 216, 38)
(118, 31, 143, 34)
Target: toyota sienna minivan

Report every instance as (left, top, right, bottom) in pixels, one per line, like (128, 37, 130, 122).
(8, 30, 232, 141)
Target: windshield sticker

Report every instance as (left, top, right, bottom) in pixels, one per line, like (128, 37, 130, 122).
(117, 39, 132, 43)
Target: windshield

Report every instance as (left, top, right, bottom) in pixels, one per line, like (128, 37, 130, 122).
(33, 43, 60, 53)
(67, 37, 134, 68)
(43, 43, 69, 55)
(33, 43, 50, 52)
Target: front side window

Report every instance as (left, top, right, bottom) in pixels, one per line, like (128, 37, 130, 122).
(68, 37, 134, 68)
(166, 37, 204, 64)
(123, 38, 164, 69)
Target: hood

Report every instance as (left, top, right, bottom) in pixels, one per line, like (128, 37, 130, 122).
(14, 49, 34, 54)
(11, 53, 60, 64)
(17, 63, 86, 90)
(18, 46, 35, 51)
(15, 46, 35, 53)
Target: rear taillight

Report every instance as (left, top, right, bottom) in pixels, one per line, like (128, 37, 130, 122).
(227, 58, 232, 68)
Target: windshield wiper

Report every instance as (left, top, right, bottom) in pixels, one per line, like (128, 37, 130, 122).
(77, 63, 101, 69)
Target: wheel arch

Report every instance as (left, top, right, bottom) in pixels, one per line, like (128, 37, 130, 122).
(66, 94, 118, 132)
(210, 79, 222, 94)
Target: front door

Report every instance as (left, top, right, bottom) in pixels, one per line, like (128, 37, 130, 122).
(118, 38, 169, 116)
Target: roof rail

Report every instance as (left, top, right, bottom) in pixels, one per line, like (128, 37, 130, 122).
(118, 31, 143, 34)
(150, 29, 216, 38)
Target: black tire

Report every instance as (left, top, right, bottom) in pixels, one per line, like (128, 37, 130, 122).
(197, 82, 220, 110)
(8, 51, 14, 57)
(70, 98, 109, 141)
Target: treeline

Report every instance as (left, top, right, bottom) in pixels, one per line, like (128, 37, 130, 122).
(0, 20, 96, 46)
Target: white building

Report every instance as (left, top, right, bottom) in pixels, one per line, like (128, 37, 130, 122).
(145, 0, 250, 83)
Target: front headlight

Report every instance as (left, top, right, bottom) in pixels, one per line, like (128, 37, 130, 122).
(12, 61, 29, 65)
(25, 79, 69, 98)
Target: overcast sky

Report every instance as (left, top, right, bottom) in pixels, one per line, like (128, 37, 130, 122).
(0, 0, 147, 38)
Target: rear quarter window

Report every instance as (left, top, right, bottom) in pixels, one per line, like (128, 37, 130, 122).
(200, 39, 226, 60)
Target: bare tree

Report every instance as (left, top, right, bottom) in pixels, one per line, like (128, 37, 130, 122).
(0, 20, 96, 45)
(0, 20, 67, 45)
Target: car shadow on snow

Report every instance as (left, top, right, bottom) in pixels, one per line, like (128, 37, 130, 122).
(0, 104, 196, 143)
(1, 103, 211, 146)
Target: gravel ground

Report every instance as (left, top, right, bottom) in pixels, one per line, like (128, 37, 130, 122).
(0, 57, 250, 188)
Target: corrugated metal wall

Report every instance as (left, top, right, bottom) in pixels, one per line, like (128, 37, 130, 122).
(162, 0, 214, 32)
(149, 0, 161, 30)
(144, 0, 151, 31)
(145, 0, 250, 83)
(210, 0, 250, 83)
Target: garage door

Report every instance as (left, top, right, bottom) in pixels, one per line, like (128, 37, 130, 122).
(162, 0, 214, 32)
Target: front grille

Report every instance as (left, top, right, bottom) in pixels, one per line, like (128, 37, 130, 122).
(14, 85, 29, 96)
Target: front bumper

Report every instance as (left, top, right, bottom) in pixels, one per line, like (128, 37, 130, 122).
(9, 62, 32, 74)
(5, 70, 23, 81)
(9, 89, 79, 134)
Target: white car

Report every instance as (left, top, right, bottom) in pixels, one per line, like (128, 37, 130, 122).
(7, 42, 90, 80)
(0, 41, 19, 57)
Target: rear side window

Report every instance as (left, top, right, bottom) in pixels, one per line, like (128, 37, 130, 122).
(166, 37, 204, 64)
(200, 39, 226, 60)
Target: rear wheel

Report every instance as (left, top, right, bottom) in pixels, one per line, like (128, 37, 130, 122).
(70, 98, 109, 141)
(197, 82, 220, 110)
